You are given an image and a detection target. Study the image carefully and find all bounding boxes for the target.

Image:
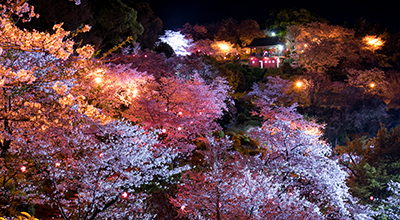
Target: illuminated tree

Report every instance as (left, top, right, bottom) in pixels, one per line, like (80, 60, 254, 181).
(159, 30, 193, 56)
(377, 181, 400, 219)
(0, 2, 182, 218)
(91, 51, 231, 153)
(248, 79, 374, 219)
(346, 68, 390, 100)
(171, 137, 322, 220)
(287, 22, 362, 72)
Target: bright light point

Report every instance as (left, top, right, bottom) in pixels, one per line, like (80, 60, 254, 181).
(304, 44, 308, 48)
(277, 45, 284, 51)
(178, 127, 182, 131)
(55, 162, 61, 167)
(178, 111, 182, 115)
(94, 77, 102, 84)
(162, 128, 167, 133)
(363, 35, 385, 52)
(144, 54, 147, 58)
(20, 166, 27, 172)
(296, 81, 303, 88)
(99, 153, 103, 158)
(370, 83, 375, 88)
(271, 32, 276, 36)
(131, 89, 138, 97)
(122, 192, 128, 198)
(180, 205, 185, 211)
(218, 43, 230, 51)
(311, 190, 315, 194)
(165, 108, 168, 112)
(369, 196, 374, 201)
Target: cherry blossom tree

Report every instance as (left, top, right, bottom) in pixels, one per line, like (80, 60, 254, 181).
(159, 30, 193, 56)
(0, 2, 184, 218)
(247, 78, 374, 219)
(377, 181, 400, 219)
(346, 68, 391, 102)
(171, 137, 322, 220)
(286, 22, 362, 72)
(97, 48, 232, 153)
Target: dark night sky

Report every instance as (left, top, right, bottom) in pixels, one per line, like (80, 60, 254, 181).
(145, 0, 399, 32)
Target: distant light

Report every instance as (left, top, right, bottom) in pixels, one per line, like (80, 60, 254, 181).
(94, 77, 103, 84)
(369, 196, 374, 201)
(363, 35, 385, 52)
(20, 166, 27, 172)
(180, 205, 185, 211)
(55, 162, 61, 167)
(122, 192, 128, 198)
(218, 42, 231, 52)
(296, 81, 303, 88)
(271, 32, 276, 36)
(370, 83, 375, 88)
(162, 128, 167, 133)
(277, 45, 284, 51)
(178, 127, 182, 131)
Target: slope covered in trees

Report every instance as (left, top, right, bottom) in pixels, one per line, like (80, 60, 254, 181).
(1, 1, 400, 219)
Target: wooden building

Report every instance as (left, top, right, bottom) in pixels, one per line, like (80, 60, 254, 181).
(246, 37, 286, 68)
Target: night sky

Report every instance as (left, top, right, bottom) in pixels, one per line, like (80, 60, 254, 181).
(146, 0, 399, 32)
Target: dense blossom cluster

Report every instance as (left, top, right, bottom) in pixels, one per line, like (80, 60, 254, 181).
(1, 1, 397, 219)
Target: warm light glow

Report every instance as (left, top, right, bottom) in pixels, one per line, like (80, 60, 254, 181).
(296, 81, 303, 88)
(94, 76, 103, 84)
(304, 126, 321, 136)
(369, 83, 375, 88)
(217, 42, 231, 52)
(369, 196, 374, 201)
(130, 88, 138, 98)
(178, 127, 182, 131)
(180, 205, 186, 211)
(122, 192, 128, 198)
(363, 35, 385, 52)
(162, 128, 167, 133)
(20, 166, 27, 172)
(55, 162, 61, 167)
